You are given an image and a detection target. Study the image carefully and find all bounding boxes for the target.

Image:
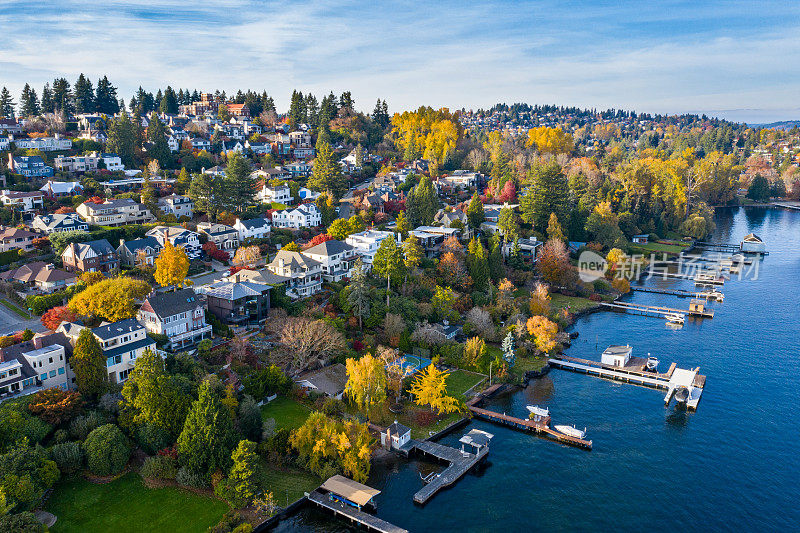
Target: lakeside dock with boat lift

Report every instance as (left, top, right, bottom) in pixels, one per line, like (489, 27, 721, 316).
(600, 299, 714, 319)
(548, 354, 705, 410)
(630, 286, 724, 302)
(308, 476, 408, 533)
(307, 491, 408, 533)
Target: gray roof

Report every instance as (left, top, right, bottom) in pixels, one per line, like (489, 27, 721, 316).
(120, 236, 161, 254)
(205, 280, 271, 301)
(296, 363, 348, 397)
(387, 420, 411, 436)
(68, 238, 115, 259)
(304, 240, 353, 257)
(92, 318, 145, 341)
(103, 336, 156, 359)
(142, 288, 201, 318)
(238, 217, 270, 230)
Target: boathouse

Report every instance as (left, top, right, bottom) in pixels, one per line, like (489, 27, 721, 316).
(601, 345, 632, 367)
(688, 299, 707, 315)
(381, 420, 412, 450)
(458, 429, 494, 452)
(320, 475, 381, 512)
(740, 233, 765, 253)
(632, 234, 649, 244)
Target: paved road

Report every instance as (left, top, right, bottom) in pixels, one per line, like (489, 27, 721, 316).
(0, 300, 48, 337)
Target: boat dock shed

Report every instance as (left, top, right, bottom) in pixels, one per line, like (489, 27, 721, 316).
(309, 475, 408, 533)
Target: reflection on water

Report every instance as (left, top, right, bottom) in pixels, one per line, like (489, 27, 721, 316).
(524, 376, 555, 404)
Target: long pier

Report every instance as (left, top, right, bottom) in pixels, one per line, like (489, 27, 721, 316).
(643, 270, 725, 286)
(308, 491, 408, 533)
(400, 439, 488, 505)
(600, 300, 714, 318)
(630, 286, 724, 302)
(468, 404, 593, 449)
(548, 356, 704, 410)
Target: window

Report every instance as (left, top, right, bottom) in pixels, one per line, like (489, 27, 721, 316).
(58, 367, 65, 375)
(49, 370, 56, 378)
(41, 373, 47, 381)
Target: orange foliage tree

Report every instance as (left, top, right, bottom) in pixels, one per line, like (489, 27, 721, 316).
(41, 306, 77, 330)
(28, 388, 83, 425)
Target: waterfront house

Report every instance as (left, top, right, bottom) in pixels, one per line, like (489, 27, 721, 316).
(380, 420, 412, 450)
(601, 345, 632, 368)
(740, 233, 765, 253)
(137, 288, 212, 350)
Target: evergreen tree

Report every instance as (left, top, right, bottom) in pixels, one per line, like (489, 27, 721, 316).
(175, 168, 191, 195)
(339, 91, 354, 110)
(318, 92, 338, 125)
(177, 379, 236, 477)
(497, 206, 519, 242)
(520, 161, 570, 233)
(0, 87, 15, 118)
(160, 86, 179, 114)
(372, 236, 406, 303)
(189, 172, 219, 220)
(466, 191, 485, 229)
(305, 93, 319, 127)
(74, 73, 95, 114)
(467, 237, 490, 290)
(288, 90, 306, 125)
(394, 211, 410, 239)
(95, 76, 119, 114)
(40, 83, 54, 113)
(372, 99, 389, 128)
(308, 140, 346, 198)
(488, 233, 504, 281)
(107, 111, 137, 168)
(20, 84, 39, 117)
(222, 440, 261, 508)
(52, 77, 74, 113)
(347, 258, 370, 329)
(547, 212, 566, 241)
(747, 174, 771, 202)
(146, 112, 170, 166)
(221, 152, 255, 211)
(72, 328, 107, 397)
(405, 176, 439, 226)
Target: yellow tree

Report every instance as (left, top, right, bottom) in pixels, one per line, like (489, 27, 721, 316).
(69, 277, 152, 322)
(529, 282, 551, 316)
(409, 365, 461, 414)
(526, 316, 558, 354)
(79, 271, 105, 286)
(154, 240, 190, 288)
(526, 126, 574, 154)
(232, 245, 261, 267)
(345, 353, 387, 417)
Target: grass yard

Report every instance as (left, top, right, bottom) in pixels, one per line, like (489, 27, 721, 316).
(260, 463, 321, 507)
(0, 298, 31, 318)
(46, 473, 228, 533)
(550, 293, 600, 314)
(629, 241, 690, 255)
(486, 344, 548, 381)
(260, 396, 312, 430)
(446, 369, 486, 397)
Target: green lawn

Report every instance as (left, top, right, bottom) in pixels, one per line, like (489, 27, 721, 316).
(260, 396, 312, 430)
(46, 473, 228, 533)
(550, 293, 600, 314)
(486, 344, 548, 381)
(629, 241, 690, 255)
(0, 298, 31, 319)
(446, 369, 486, 397)
(260, 463, 321, 507)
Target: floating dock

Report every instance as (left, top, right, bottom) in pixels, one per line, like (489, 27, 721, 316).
(630, 286, 724, 302)
(400, 439, 489, 505)
(548, 355, 705, 410)
(308, 490, 408, 533)
(600, 300, 714, 319)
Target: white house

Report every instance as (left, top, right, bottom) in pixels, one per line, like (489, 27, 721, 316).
(77, 198, 154, 226)
(256, 182, 293, 204)
(234, 217, 271, 241)
(345, 230, 395, 265)
(266, 249, 322, 298)
(380, 420, 412, 450)
(1, 190, 45, 211)
(601, 345, 632, 368)
(271, 204, 321, 229)
(302, 240, 358, 282)
(157, 194, 194, 219)
(13, 134, 72, 152)
(0, 334, 74, 398)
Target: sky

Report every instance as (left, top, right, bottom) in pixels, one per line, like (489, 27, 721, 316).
(1, 0, 799, 124)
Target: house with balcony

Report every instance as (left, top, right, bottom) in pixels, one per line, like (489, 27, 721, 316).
(77, 198, 154, 226)
(7, 155, 54, 178)
(197, 222, 239, 251)
(61, 239, 119, 274)
(138, 288, 212, 350)
(204, 279, 271, 326)
(302, 240, 358, 282)
(117, 236, 162, 267)
(1, 190, 45, 211)
(272, 204, 321, 229)
(54, 152, 123, 173)
(13, 134, 72, 152)
(0, 332, 74, 399)
(0, 226, 37, 252)
(234, 217, 271, 241)
(40, 180, 84, 199)
(345, 230, 396, 265)
(255, 182, 293, 204)
(157, 194, 194, 219)
(145, 226, 201, 259)
(266, 249, 322, 298)
(31, 213, 89, 234)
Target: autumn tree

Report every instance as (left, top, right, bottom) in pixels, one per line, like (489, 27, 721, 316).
(526, 315, 559, 353)
(154, 240, 190, 288)
(536, 239, 572, 287)
(345, 353, 387, 418)
(526, 126, 574, 154)
(69, 277, 152, 322)
(497, 206, 519, 242)
(279, 317, 346, 370)
(290, 412, 372, 483)
(402, 235, 423, 282)
(409, 365, 461, 414)
(394, 211, 410, 239)
(232, 245, 261, 267)
(27, 388, 83, 425)
(547, 212, 566, 241)
(72, 328, 107, 396)
(529, 282, 551, 316)
(464, 337, 488, 372)
(79, 271, 105, 286)
(431, 285, 456, 320)
(40, 306, 76, 330)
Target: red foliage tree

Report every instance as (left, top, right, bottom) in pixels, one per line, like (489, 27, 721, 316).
(28, 388, 83, 425)
(54, 206, 75, 214)
(40, 306, 77, 330)
(305, 233, 334, 248)
(497, 180, 517, 202)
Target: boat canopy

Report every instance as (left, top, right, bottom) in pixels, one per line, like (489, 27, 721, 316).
(321, 475, 381, 506)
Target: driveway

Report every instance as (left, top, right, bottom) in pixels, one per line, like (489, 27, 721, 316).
(0, 300, 48, 337)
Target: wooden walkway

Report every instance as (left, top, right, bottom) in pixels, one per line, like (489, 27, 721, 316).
(308, 490, 408, 533)
(407, 439, 489, 504)
(468, 404, 593, 449)
(630, 286, 724, 302)
(600, 300, 714, 318)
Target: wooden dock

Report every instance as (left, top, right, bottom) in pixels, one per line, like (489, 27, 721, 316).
(600, 300, 714, 318)
(548, 357, 704, 410)
(307, 490, 408, 533)
(630, 286, 724, 301)
(400, 439, 488, 505)
(467, 404, 593, 449)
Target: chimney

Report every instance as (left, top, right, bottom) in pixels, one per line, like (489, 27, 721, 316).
(32, 334, 44, 349)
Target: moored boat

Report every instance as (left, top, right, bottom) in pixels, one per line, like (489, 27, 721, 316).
(674, 387, 689, 404)
(554, 425, 587, 439)
(526, 405, 549, 417)
(646, 356, 659, 371)
(664, 313, 685, 325)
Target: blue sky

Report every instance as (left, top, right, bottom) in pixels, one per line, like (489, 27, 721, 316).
(1, 0, 798, 123)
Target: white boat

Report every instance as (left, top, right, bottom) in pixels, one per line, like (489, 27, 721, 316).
(664, 313, 685, 325)
(526, 405, 549, 417)
(554, 425, 587, 439)
(674, 387, 689, 404)
(646, 356, 659, 371)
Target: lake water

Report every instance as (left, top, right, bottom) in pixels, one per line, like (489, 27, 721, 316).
(272, 207, 800, 532)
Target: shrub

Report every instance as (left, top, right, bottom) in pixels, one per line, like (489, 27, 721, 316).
(0, 511, 46, 532)
(414, 409, 436, 427)
(140, 455, 177, 480)
(589, 294, 603, 302)
(136, 423, 173, 455)
(83, 424, 131, 476)
(99, 392, 123, 413)
(176, 466, 208, 488)
(50, 441, 84, 474)
(69, 411, 106, 441)
(51, 429, 70, 444)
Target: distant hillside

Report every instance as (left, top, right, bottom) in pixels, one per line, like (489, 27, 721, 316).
(753, 120, 800, 130)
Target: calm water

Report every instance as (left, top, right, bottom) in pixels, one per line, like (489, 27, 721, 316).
(273, 207, 800, 532)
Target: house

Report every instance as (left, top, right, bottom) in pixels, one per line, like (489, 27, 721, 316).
(54, 152, 124, 173)
(191, 138, 211, 150)
(434, 208, 467, 228)
(58, 318, 158, 384)
(7, 155, 53, 178)
(157, 194, 194, 219)
(297, 187, 320, 201)
(302, 240, 358, 282)
(0, 190, 44, 211)
(0, 226, 37, 252)
(13, 135, 72, 152)
(117, 236, 162, 267)
(345, 230, 395, 265)
(0, 135, 9, 152)
(245, 141, 270, 155)
(601, 345, 632, 368)
(289, 130, 312, 147)
(409, 226, 461, 257)
(203, 165, 226, 176)
(39, 180, 83, 199)
(0, 333, 73, 398)
(292, 146, 315, 159)
(295, 363, 348, 399)
(285, 162, 312, 179)
(31, 213, 89, 234)
(77, 198, 154, 226)
(138, 288, 212, 350)
(266, 249, 322, 298)
(145, 226, 201, 259)
(501, 238, 542, 262)
(167, 136, 180, 152)
(204, 279, 271, 326)
(197, 222, 239, 251)
(271, 204, 322, 229)
(256, 182, 293, 204)
(1, 262, 78, 293)
(233, 217, 271, 241)
(61, 239, 119, 273)
(0, 119, 23, 135)
(380, 420, 412, 450)
(632, 234, 649, 244)
(437, 170, 481, 189)
(226, 103, 250, 117)
(740, 233, 766, 253)
(254, 167, 291, 182)
(433, 321, 462, 341)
